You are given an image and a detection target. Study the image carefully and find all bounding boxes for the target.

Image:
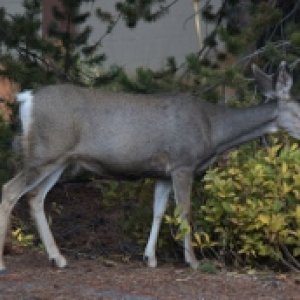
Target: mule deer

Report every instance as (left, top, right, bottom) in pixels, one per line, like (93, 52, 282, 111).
(0, 61, 298, 272)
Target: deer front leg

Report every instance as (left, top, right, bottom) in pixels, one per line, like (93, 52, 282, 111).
(172, 168, 198, 269)
(144, 180, 171, 267)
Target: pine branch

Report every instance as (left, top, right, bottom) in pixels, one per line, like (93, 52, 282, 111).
(90, 13, 121, 49)
(157, 0, 180, 13)
(16, 45, 74, 82)
(234, 40, 291, 66)
(177, 0, 229, 80)
(267, 0, 300, 42)
(116, 0, 180, 27)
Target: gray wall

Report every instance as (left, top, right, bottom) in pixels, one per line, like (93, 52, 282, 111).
(1, 0, 222, 73)
(0, 0, 23, 14)
(82, 0, 199, 72)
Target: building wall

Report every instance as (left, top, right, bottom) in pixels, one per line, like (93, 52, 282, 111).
(1, 0, 222, 73)
(81, 0, 200, 72)
(1, 0, 24, 14)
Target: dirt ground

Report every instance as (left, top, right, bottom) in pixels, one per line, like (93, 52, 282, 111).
(1, 250, 300, 300)
(1, 183, 300, 300)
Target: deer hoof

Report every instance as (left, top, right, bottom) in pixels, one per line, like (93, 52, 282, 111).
(144, 255, 157, 268)
(188, 259, 199, 270)
(50, 255, 67, 268)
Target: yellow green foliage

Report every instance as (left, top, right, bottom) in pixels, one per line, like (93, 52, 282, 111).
(12, 228, 34, 247)
(199, 138, 300, 268)
(165, 206, 191, 241)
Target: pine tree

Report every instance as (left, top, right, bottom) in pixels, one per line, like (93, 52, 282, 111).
(47, 0, 96, 80)
(0, 0, 177, 87)
(0, 0, 57, 88)
(115, 0, 176, 28)
(183, 0, 300, 102)
(0, 0, 299, 94)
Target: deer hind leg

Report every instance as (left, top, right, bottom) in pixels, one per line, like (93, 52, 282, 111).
(28, 166, 66, 268)
(144, 180, 172, 267)
(0, 164, 65, 272)
(0, 172, 27, 272)
(172, 168, 198, 269)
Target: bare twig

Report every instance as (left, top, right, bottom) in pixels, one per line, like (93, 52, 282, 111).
(279, 256, 300, 273)
(157, 0, 181, 13)
(16, 46, 75, 82)
(234, 40, 291, 66)
(91, 0, 180, 49)
(280, 243, 300, 270)
(90, 13, 121, 49)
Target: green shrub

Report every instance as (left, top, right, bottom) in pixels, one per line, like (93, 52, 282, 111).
(290, 31, 300, 48)
(197, 138, 300, 269)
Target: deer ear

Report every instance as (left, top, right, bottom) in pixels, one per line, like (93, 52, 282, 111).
(252, 64, 275, 99)
(274, 61, 293, 100)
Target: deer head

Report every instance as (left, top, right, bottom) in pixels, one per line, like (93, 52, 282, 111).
(252, 61, 300, 139)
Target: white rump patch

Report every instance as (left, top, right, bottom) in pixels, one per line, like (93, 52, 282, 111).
(16, 90, 33, 135)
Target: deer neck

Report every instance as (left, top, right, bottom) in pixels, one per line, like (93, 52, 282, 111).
(212, 101, 278, 153)
(277, 100, 300, 140)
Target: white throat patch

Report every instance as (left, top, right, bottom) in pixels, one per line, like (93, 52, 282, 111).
(16, 90, 34, 136)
